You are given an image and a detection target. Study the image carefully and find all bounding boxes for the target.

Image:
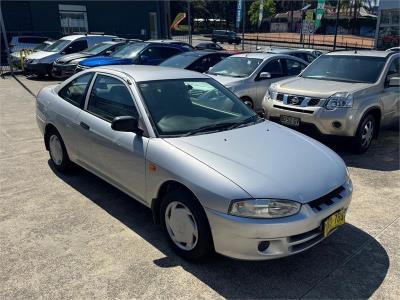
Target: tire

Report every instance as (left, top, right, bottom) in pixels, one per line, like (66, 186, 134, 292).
(47, 129, 73, 172)
(352, 114, 376, 154)
(160, 189, 213, 261)
(241, 97, 254, 109)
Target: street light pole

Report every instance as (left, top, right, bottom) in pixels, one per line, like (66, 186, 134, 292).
(333, 0, 341, 50)
(187, 0, 192, 45)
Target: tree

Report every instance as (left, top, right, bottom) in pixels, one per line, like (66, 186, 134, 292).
(248, 0, 276, 27)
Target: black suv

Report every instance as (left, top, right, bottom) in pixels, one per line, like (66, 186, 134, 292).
(211, 30, 241, 45)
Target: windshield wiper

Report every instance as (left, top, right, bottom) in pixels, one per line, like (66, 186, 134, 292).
(228, 115, 262, 129)
(184, 122, 238, 136)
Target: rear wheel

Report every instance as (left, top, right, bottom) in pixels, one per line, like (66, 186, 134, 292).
(352, 114, 376, 153)
(160, 189, 213, 261)
(47, 129, 73, 172)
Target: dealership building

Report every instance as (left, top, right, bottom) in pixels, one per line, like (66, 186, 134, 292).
(1, 1, 171, 41)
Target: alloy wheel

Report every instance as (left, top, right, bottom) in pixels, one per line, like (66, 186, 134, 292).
(361, 120, 374, 149)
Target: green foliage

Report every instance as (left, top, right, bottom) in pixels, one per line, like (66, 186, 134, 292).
(248, 0, 276, 26)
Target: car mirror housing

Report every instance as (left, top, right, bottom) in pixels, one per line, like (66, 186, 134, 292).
(111, 116, 143, 135)
(257, 72, 271, 81)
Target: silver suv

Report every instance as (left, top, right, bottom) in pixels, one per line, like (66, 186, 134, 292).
(263, 50, 400, 153)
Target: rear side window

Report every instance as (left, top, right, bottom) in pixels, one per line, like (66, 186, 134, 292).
(87, 75, 138, 122)
(58, 73, 94, 107)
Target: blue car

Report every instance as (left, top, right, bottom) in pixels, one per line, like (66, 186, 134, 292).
(76, 42, 188, 71)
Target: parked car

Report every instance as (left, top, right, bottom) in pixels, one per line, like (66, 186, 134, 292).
(263, 50, 400, 153)
(8, 35, 49, 53)
(259, 47, 323, 63)
(207, 53, 308, 112)
(52, 40, 129, 79)
(76, 42, 189, 71)
(212, 30, 241, 45)
(36, 65, 352, 261)
(24, 34, 116, 77)
(160, 50, 231, 73)
(147, 39, 195, 51)
(10, 40, 54, 69)
(195, 42, 224, 51)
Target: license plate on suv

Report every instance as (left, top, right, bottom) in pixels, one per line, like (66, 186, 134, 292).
(323, 209, 346, 237)
(280, 115, 300, 127)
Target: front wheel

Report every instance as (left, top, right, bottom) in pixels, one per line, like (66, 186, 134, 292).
(352, 114, 376, 153)
(160, 189, 213, 261)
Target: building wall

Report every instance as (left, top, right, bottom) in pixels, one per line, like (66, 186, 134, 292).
(1, 1, 169, 40)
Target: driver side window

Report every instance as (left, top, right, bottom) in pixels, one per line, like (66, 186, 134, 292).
(58, 72, 94, 107)
(260, 59, 283, 78)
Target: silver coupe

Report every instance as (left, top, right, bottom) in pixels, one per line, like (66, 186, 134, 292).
(36, 65, 352, 261)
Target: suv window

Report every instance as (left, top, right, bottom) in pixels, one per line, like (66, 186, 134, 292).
(87, 75, 138, 122)
(161, 47, 181, 59)
(65, 40, 88, 54)
(387, 57, 400, 78)
(284, 59, 307, 76)
(58, 73, 94, 107)
(261, 59, 283, 78)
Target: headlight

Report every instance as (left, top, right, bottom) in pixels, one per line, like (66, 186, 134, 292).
(325, 92, 353, 110)
(266, 83, 278, 101)
(229, 199, 301, 218)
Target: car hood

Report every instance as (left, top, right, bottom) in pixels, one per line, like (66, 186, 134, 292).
(165, 121, 347, 203)
(275, 77, 372, 98)
(26, 50, 55, 60)
(79, 56, 135, 67)
(57, 53, 89, 63)
(207, 73, 245, 87)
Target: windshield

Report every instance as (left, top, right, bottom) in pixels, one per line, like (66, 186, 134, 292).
(160, 54, 197, 68)
(81, 42, 112, 55)
(44, 39, 70, 52)
(301, 55, 386, 83)
(138, 78, 258, 136)
(111, 43, 147, 58)
(208, 57, 262, 78)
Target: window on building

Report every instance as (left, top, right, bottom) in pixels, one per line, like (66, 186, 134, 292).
(59, 4, 89, 35)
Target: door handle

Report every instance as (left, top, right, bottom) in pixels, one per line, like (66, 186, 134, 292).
(80, 122, 90, 130)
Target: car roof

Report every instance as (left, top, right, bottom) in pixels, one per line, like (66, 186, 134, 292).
(326, 50, 393, 58)
(177, 50, 222, 57)
(94, 65, 209, 82)
(60, 34, 116, 41)
(229, 52, 283, 60)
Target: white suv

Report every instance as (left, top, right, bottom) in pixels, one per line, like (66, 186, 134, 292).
(24, 34, 116, 77)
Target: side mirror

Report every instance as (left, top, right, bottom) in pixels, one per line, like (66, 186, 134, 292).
(388, 76, 400, 87)
(111, 116, 143, 135)
(258, 72, 271, 80)
(104, 50, 113, 56)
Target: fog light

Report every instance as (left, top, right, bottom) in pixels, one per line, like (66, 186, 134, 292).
(258, 241, 270, 252)
(332, 121, 342, 128)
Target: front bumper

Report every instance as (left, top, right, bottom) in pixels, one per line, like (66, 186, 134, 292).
(24, 62, 52, 76)
(205, 183, 352, 260)
(263, 97, 358, 137)
(52, 63, 77, 78)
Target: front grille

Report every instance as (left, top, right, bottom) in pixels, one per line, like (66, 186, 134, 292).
(307, 186, 346, 212)
(275, 93, 321, 107)
(290, 233, 324, 252)
(273, 105, 314, 114)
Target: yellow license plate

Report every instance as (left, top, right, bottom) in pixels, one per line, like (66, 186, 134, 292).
(323, 210, 346, 237)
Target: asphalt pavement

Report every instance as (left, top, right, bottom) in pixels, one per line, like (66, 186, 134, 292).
(0, 75, 399, 299)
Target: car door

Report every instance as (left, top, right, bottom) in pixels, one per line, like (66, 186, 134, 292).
(381, 57, 400, 125)
(55, 72, 94, 160)
(255, 58, 285, 102)
(77, 73, 148, 201)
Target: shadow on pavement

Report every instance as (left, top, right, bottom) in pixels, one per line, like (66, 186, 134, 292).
(315, 128, 399, 172)
(49, 161, 389, 299)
